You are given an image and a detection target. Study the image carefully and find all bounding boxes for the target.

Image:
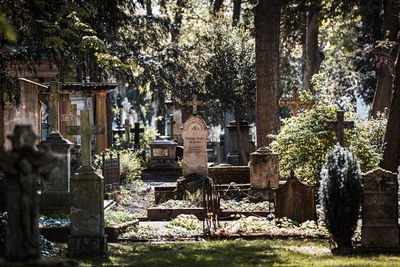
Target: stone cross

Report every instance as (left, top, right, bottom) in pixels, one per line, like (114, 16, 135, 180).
(327, 110, 354, 146)
(39, 81, 70, 133)
(132, 122, 145, 149)
(279, 86, 313, 115)
(66, 110, 105, 167)
(0, 125, 59, 261)
(61, 103, 79, 142)
(169, 114, 175, 138)
(186, 95, 203, 115)
(124, 119, 132, 147)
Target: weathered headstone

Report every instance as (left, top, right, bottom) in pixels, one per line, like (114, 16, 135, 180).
(181, 115, 209, 176)
(326, 110, 354, 146)
(37, 81, 73, 215)
(362, 168, 399, 248)
(279, 86, 313, 116)
(0, 125, 58, 261)
(66, 110, 107, 256)
(275, 171, 316, 223)
(132, 122, 144, 149)
(249, 147, 279, 200)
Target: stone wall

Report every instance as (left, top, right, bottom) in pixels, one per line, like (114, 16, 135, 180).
(208, 166, 250, 184)
(0, 79, 46, 149)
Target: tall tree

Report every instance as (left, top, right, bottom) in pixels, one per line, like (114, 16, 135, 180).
(381, 32, 400, 173)
(255, 0, 281, 147)
(371, 0, 399, 117)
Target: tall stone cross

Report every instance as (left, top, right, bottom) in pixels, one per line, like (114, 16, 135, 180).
(66, 110, 105, 168)
(326, 110, 354, 146)
(132, 122, 145, 149)
(169, 114, 175, 137)
(186, 94, 203, 115)
(39, 81, 70, 133)
(61, 103, 80, 142)
(124, 119, 132, 147)
(279, 86, 313, 116)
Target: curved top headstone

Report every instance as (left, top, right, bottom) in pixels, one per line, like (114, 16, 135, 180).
(181, 115, 208, 176)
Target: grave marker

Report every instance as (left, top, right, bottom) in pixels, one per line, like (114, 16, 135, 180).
(61, 103, 79, 143)
(186, 94, 203, 115)
(123, 119, 132, 148)
(362, 168, 399, 248)
(279, 86, 313, 116)
(326, 110, 354, 146)
(66, 110, 107, 256)
(132, 122, 144, 149)
(275, 171, 316, 223)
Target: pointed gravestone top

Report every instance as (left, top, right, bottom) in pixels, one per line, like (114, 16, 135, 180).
(326, 110, 354, 146)
(181, 115, 209, 176)
(66, 110, 105, 169)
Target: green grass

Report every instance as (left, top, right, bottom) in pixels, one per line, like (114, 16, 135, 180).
(76, 239, 400, 266)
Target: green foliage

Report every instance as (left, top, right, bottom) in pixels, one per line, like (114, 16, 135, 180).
(104, 210, 136, 227)
(269, 101, 386, 185)
(319, 145, 362, 248)
(94, 149, 143, 184)
(183, 190, 203, 207)
(139, 126, 159, 153)
(167, 214, 201, 231)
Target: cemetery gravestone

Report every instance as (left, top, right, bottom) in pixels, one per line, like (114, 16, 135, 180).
(249, 147, 279, 201)
(326, 110, 354, 146)
(0, 125, 59, 261)
(37, 81, 73, 215)
(66, 110, 107, 256)
(275, 171, 316, 223)
(181, 114, 209, 176)
(123, 119, 133, 148)
(226, 120, 251, 166)
(132, 122, 144, 149)
(279, 86, 313, 116)
(362, 168, 399, 248)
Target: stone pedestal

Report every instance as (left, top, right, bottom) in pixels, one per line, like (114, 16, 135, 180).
(250, 147, 279, 189)
(68, 166, 107, 256)
(226, 120, 251, 166)
(362, 168, 399, 248)
(37, 132, 73, 215)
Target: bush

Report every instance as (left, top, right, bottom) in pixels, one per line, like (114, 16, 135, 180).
(269, 101, 386, 185)
(319, 145, 362, 248)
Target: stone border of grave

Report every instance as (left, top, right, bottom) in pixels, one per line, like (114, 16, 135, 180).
(39, 220, 139, 243)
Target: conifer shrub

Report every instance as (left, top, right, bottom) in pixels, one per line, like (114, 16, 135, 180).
(319, 145, 362, 248)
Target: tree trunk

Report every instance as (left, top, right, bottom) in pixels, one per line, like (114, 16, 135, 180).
(234, 109, 247, 165)
(303, 0, 323, 93)
(255, 0, 281, 148)
(213, 0, 223, 14)
(381, 39, 400, 173)
(232, 0, 241, 26)
(172, 0, 184, 42)
(371, 0, 399, 117)
(146, 0, 152, 16)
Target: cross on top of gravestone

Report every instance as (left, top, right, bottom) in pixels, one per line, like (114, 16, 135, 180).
(327, 110, 354, 146)
(279, 86, 313, 116)
(66, 110, 105, 168)
(124, 119, 132, 147)
(39, 81, 70, 133)
(132, 122, 144, 149)
(0, 125, 59, 261)
(186, 94, 203, 115)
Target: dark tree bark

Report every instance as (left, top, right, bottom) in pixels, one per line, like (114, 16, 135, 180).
(234, 109, 247, 165)
(232, 0, 242, 26)
(172, 0, 185, 42)
(381, 34, 400, 173)
(146, 0, 152, 16)
(371, 0, 399, 117)
(303, 0, 323, 93)
(255, 0, 281, 148)
(214, 0, 223, 14)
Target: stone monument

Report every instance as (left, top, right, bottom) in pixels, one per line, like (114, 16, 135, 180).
(0, 125, 59, 262)
(66, 110, 107, 256)
(37, 81, 74, 215)
(279, 86, 313, 116)
(176, 95, 209, 198)
(249, 147, 279, 201)
(362, 168, 399, 248)
(326, 110, 354, 146)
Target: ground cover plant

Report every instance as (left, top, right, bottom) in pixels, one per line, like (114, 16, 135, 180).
(76, 239, 400, 266)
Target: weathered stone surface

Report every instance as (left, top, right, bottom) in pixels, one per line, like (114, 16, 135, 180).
(37, 132, 73, 215)
(181, 115, 208, 176)
(208, 165, 250, 184)
(0, 125, 59, 261)
(226, 120, 251, 166)
(66, 110, 107, 256)
(275, 173, 316, 223)
(362, 168, 399, 248)
(250, 147, 279, 189)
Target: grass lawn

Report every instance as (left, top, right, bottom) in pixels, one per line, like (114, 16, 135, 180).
(76, 239, 400, 266)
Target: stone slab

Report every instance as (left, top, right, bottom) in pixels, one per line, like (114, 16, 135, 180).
(208, 166, 250, 184)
